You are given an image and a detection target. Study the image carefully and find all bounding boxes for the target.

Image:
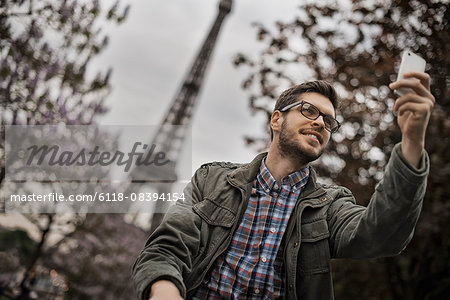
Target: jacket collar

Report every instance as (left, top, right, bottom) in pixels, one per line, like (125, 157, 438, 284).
(227, 152, 267, 187)
(227, 152, 324, 195)
(227, 153, 330, 209)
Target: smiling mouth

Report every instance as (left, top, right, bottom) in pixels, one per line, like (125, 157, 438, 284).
(305, 133, 320, 143)
(300, 130, 323, 144)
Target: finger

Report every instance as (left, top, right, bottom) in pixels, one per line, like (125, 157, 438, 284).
(389, 78, 433, 99)
(403, 72, 431, 90)
(397, 102, 431, 119)
(393, 94, 435, 112)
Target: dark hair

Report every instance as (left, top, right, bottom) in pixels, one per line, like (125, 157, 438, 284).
(270, 80, 339, 140)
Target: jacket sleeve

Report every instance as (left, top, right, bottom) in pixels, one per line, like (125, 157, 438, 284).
(327, 143, 429, 259)
(131, 166, 208, 300)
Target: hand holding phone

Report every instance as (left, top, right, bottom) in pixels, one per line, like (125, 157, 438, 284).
(395, 50, 426, 96)
(389, 51, 434, 168)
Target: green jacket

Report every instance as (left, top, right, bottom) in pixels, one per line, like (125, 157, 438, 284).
(132, 143, 429, 300)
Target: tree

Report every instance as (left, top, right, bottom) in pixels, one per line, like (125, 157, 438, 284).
(0, 0, 129, 178)
(41, 214, 146, 299)
(234, 0, 449, 299)
(0, 0, 132, 298)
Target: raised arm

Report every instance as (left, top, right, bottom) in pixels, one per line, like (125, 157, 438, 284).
(328, 144, 429, 258)
(390, 72, 435, 168)
(328, 73, 433, 258)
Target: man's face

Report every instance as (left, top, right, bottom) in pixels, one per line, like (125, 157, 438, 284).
(276, 92, 335, 164)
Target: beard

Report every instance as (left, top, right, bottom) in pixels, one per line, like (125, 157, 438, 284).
(277, 119, 324, 165)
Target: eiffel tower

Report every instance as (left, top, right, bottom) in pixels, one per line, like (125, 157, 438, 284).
(127, 0, 233, 232)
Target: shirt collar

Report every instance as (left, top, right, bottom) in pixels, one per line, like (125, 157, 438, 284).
(256, 157, 310, 192)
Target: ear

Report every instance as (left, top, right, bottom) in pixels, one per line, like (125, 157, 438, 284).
(270, 110, 284, 136)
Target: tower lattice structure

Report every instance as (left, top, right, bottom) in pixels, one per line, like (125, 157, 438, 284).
(127, 0, 233, 232)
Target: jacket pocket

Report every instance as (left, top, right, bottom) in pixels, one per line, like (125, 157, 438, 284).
(298, 218, 331, 275)
(193, 197, 236, 227)
(190, 198, 236, 278)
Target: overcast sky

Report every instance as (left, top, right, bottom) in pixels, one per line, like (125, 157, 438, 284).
(93, 0, 300, 173)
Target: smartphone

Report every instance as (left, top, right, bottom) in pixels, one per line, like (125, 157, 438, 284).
(395, 50, 426, 96)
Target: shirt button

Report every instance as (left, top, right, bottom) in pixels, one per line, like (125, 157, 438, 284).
(254, 289, 260, 294)
(261, 256, 267, 262)
(277, 199, 283, 205)
(273, 183, 279, 190)
(270, 227, 276, 233)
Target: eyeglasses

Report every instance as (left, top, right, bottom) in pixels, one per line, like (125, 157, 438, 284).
(279, 101, 341, 133)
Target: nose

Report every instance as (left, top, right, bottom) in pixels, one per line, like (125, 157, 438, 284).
(311, 115, 326, 130)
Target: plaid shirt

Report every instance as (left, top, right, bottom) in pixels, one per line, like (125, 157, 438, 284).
(193, 158, 310, 299)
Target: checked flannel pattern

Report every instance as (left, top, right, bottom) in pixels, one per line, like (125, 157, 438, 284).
(193, 158, 309, 299)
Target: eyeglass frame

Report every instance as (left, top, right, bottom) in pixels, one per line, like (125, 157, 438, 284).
(279, 101, 341, 133)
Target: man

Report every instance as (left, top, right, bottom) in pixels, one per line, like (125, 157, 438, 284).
(132, 72, 434, 300)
